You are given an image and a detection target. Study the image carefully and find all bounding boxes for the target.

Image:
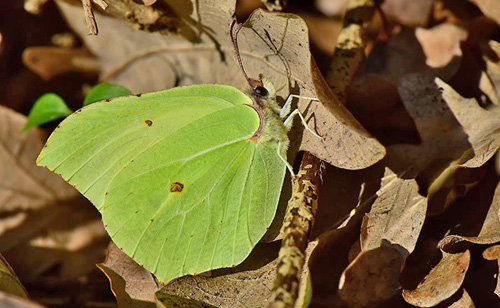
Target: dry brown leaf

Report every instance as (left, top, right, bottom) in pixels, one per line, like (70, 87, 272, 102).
(444, 289, 475, 308)
(496, 259, 500, 298)
(0, 291, 46, 308)
(0, 255, 28, 298)
(336, 168, 426, 307)
(0, 106, 108, 281)
(56, 0, 385, 170)
(402, 250, 470, 307)
(386, 76, 500, 214)
(469, 0, 500, 26)
(22, 47, 99, 80)
(158, 243, 280, 308)
(97, 242, 159, 308)
(439, 181, 500, 249)
(338, 244, 404, 308)
(361, 168, 426, 254)
(381, 0, 434, 27)
(483, 245, 500, 260)
(415, 23, 468, 68)
(484, 40, 500, 105)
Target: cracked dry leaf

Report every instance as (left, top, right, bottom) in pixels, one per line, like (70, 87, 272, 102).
(439, 181, 500, 249)
(0, 255, 28, 298)
(444, 289, 475, 308)
(97, 242, 159, 308)
(402, 250, 470, 307)
(157, 242, 280, 308)
(338, 168, 426, 307)
(469, 0, 500, 26)
(387, 76, 500, 214)
(0, 106, 107, 281)
(415, 23, 467, 68)
(55, 0, 385, 170)
(0, 291, 45, 308)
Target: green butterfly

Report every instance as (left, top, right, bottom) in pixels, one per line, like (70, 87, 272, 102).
(37, 21, 319, 283)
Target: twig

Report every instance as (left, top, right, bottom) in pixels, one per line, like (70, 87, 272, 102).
(81, 0, 98, 35)
(267, 153, 324, 308)
(325, 0, 377, 103)
(267, 0, 379, 307)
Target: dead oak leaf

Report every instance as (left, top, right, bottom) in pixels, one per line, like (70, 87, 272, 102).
(97, 242, 159, 308)
(0, 255, 28, 299)
(55, 0, 385, 170)
(439, 181, 500, 249)
(338, 168, 426, 308)
(402, 250, 470, 307)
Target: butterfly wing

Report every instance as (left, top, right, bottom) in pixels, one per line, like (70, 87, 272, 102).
(37, 84, 287, 283)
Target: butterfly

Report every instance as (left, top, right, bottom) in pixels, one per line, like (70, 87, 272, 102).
(37, 19, 319, 283)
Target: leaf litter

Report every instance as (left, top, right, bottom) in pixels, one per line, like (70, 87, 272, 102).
(2, 0, 500, 307)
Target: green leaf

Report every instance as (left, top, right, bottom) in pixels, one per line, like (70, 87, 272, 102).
(37, 84, 288, 283)
(23, 93, 73, 132)
(83, 83, 132, 106)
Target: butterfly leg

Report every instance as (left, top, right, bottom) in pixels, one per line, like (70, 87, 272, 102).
(280, 95, 319, 119)
(284, 109, 322, 139)
(277, 142, 295, 178)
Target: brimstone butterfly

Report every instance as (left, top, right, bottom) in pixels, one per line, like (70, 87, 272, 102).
(36, 19, 318, 283)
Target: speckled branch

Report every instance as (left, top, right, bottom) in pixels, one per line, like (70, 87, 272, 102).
(325, 0, 377, 103)
(267, 152, 324, 308)
(267, 0, 379, 307)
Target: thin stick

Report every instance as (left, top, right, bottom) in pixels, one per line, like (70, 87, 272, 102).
(92, 0, 108, 10)
(82, 0, 98, 35)
(267, 0, 378, 307)
(267, 153, 324, 308)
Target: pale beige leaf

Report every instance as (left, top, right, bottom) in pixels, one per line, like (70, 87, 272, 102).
(97, 242, 158, 308)
(158, 243, 279, 308)
(469, 0, 500, 26)
(56, 0, 385, 170)
(402, 250, 470, 307)
(338, 244, 404, 308)
(483, 245, 500, 260)
(415, 23, 467, 68)
(0, 106, 107, 281)
(381, 0, 434, 27)
(444, 289, 475, 308)
(0, 291, 45, 308)
(439, 181, 500, 249)
(361, 167, 426, 255)
(0, 255, 28, 298)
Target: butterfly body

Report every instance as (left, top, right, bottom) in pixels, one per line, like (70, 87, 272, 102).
(37, 83, 289, 283)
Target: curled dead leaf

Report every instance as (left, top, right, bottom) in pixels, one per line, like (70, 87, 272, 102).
(22, 47, 99, 80)
(56, 0, 386, 170)
(402, 250, 470, 307)
(97, 242, 159, 308)
(439, 181, 500, 250)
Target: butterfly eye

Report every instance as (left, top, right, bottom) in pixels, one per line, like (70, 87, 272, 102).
(254, 86, 268, 97)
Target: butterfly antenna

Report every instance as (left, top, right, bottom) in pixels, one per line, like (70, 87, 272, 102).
(230, 17, 256, 90)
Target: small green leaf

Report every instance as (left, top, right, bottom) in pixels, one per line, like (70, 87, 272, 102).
(83, 83, 132, 106)
(23, 93, 72, 132)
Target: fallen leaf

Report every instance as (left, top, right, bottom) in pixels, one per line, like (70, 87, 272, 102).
(439, 181, 500, 249)
(55, 0, 386, 170)
(361, 168, 426, 255)
(158, 242, 280, 308)
(444, 289, 475, 308)
(469, 0, 500, 26)
(22, 47, 99, 80)
(402, 250, 470, 307)
(381, 0, 434, 27)
(97, 242, 159, 308)
(0, 106, 108, 281)
(0, 255, 28, 298)
(483, 245, 500, 261)
(337, 168, 426, 307)
(0, 291, 45, 308)
(415, 23, 468, 68)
